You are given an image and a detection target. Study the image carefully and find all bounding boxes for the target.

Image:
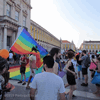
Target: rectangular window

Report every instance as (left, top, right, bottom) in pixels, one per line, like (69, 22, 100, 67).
(7, 4, 11, 17)
(15, 11, 19, 21)
(7, 36, 11, 46)
(23, 16, 26, 27)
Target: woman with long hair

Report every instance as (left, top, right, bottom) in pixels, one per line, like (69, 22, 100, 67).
(65, 51, 77, 100)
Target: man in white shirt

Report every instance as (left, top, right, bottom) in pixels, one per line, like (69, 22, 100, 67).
(30, 55, 66, 100)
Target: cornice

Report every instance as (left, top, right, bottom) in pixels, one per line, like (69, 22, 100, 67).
(30, 20, 60, 42)
(22, 0, 32, 9)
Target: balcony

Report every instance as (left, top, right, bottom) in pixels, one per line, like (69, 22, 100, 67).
(0, 15, 20, 27)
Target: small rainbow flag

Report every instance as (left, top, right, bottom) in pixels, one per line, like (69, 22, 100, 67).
(10, 28, 48, 81)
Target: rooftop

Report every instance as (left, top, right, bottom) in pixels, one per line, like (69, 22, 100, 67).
(84, 41, 100, 43)
(62, 40, 70, 43)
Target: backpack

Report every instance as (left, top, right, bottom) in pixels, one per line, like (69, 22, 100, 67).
(84, 55, 91, 68)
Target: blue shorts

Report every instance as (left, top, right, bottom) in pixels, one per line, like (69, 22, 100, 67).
(77, 65, 82, 72)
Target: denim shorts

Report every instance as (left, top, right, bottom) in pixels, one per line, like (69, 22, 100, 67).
(77, 65, 82, 72)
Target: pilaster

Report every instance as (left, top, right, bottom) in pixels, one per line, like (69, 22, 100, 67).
(3, 26, 7, 49)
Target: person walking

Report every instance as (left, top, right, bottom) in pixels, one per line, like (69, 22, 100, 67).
(79, 50, 89, 86)
(18, 55, 27, 85)
(26, 54, 38, 89)
(13, 52, 16, 64)
(49, 48, 60, 75)
(92, 57, 100, 94)
(30, 55, 66, 100)
(65, 51, 77, 100)
(42, 48, 60, 75)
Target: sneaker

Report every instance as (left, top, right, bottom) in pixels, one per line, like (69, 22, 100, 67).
(78, 78, 80, 80)
(26, 86, 30, 89)
(81, 83, 88, 86)
(65, 94, 67, 99)
(22, 82, 26, 85)
(18, 81, 22, 83)
(72, 95, 76, 97)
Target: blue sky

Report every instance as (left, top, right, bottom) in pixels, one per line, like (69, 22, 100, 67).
(31, 0, 100, 48)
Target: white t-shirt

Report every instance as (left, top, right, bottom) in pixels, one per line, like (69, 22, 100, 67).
(9, 53, 13, 59)
(29, 55, 36, 62)
(30, 72, 65, 100)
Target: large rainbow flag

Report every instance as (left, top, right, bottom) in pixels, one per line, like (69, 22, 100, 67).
(9, 28, 48, 81)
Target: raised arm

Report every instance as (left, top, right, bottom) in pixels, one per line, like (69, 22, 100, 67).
(79, 53, 82, 61)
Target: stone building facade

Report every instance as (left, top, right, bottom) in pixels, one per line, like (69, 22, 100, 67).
(30, 20, 61, 52)
(61, 40, 76, 51)
(0, 0, 32, 50)
(80, 41, 100, 53)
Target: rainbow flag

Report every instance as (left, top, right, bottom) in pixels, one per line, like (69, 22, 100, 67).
(10, 28, 48, 81)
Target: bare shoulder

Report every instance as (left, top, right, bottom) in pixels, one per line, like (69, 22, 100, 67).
(67, 60, 72, 66)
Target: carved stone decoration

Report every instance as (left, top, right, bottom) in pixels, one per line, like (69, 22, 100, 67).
(17, 4, 21, 8)
(15, 4, 21, 12)
(22, 10, 28, 17)
(10, 0, 15, 3)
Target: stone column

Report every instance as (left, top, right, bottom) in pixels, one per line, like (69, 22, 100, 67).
(3, 26, 7, 49)
(0, 28, 2, 49)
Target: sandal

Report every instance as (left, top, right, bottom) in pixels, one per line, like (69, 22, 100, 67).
(22, 82, 26, 85)
(18, 81, 22, 83)
(26, 86, 30, 89)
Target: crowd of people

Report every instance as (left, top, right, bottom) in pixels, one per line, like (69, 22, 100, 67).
(62, 49, 100, 99)
(1, 48, 100, 100)
(8, 51, 21, 65)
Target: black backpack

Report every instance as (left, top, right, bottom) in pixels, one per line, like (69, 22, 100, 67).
(84, 55, 91, 68)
